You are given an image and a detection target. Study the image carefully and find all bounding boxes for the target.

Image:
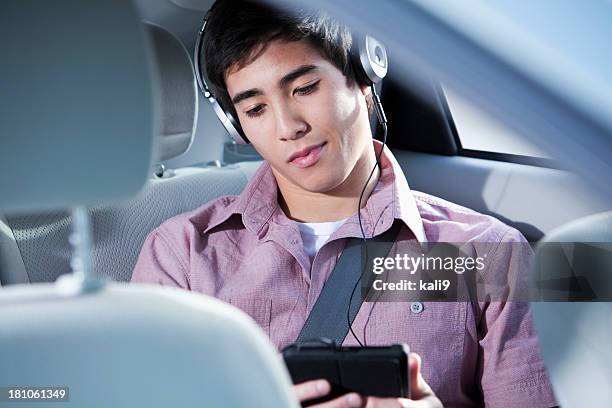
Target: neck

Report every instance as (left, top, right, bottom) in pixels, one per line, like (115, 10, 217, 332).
(275, 144, 382, 223)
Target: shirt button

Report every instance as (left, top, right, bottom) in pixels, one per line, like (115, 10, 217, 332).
(291, 239, 298, 245)
(410, 302, 424, 314)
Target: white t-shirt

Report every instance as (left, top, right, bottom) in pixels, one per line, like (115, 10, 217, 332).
(296, 217, 349, 259)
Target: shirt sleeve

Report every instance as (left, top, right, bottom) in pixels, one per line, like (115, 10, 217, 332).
(130, 227, 190, 289)
(477, 228, 558, 408)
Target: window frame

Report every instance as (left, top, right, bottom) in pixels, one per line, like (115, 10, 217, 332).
(435, 84, 562, 169)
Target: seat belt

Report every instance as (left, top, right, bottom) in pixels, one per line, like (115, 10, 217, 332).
(296, 222, 402, 346)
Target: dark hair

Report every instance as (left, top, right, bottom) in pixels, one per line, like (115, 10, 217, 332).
(202, 0, 372, 121)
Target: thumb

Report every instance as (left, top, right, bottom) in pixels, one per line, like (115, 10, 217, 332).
(409, 352, 434, 400)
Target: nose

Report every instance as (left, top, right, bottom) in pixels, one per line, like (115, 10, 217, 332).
(274, 103, 309, 141)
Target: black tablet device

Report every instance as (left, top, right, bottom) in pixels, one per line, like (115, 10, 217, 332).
(282, 341, 410, 406)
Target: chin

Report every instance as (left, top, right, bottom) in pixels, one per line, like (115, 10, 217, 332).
(295, 172, 345, 193)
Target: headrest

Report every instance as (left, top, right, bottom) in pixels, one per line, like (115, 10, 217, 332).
(144, 22, 197, 162)
(534, 211, 612, 300)
(0, 1, 156, 214)
(541, 211, 612, 242)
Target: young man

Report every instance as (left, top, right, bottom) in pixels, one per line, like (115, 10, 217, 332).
(132, 0, 558, 406)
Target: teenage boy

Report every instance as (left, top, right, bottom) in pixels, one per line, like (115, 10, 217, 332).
(132, 1, 557, 407)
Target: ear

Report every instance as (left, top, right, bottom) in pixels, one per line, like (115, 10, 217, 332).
(359, 83, 371, 96)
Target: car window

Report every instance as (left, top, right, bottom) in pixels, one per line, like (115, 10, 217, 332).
(442, 85, 550, 158)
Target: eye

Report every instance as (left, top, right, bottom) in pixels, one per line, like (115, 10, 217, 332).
(294, 80, 320, 96)
(245, 104, 266, 118)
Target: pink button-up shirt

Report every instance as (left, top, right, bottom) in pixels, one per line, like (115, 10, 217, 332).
(132, 141, 557, 407)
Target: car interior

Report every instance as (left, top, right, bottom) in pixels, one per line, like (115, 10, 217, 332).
(1, 0, 611, 406)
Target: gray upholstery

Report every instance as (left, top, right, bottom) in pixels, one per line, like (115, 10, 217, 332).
(0, 216, 30, 284)
(530, 211, 612, 406)
(539, 211, 612, 242)
(533, 211, 612, 300)
(3, 165, 256, 284)
(0, 282, 299, 407)
(0, 0, 156, 213)
(145, 22, 197, 161)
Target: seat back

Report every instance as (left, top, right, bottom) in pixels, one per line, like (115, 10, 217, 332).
(530, 211, 612, 406)
(2, 165, 256, 284)
(0, 282, 298, 407)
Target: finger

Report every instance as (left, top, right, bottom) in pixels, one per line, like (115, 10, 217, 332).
(408, 353, 433, 399)
(409, 352, 421, 398)
(365, 396, 443, 408)
(313, 393, 363, 408)
(294, 380, 331, 402)
(395, 396, 443, 408)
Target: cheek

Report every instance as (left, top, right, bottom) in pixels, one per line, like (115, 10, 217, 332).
(327, 93, 364, 150)
(249, 139, 277, 164)
(328, 93, 364, 153)
(241, 118, 278, 159)
(241, 118, 267, 142)
(316, 87, 356, 125)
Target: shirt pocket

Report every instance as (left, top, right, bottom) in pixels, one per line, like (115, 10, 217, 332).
(222, 297, 272, 338)
(364, 302, 468, 398)
(368, 302, 467, 345)
(365, 301, 468, 358)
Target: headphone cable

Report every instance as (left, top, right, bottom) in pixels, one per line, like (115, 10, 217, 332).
(347, 84, 388, 347)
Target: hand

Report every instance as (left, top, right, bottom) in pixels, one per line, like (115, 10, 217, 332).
(363, 353, 443, 407)
(293, 353, 443, 408)
(294, 379, 363, 407)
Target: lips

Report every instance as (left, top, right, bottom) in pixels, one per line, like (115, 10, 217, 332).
(288, 142, 327, 169)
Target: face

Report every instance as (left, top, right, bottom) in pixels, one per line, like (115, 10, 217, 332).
(225, 39, 373, 194)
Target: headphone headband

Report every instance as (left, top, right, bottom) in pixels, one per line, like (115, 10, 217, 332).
(194, 13, 249, 144)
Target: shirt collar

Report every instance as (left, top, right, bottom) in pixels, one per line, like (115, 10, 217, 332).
(202, 140, 426, 243)
(370, 140, 427, 243)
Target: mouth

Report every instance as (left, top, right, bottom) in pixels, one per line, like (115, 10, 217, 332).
(288, 142, 327, 168)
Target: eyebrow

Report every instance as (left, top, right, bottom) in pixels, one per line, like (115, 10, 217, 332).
(230, 64, 319, 105)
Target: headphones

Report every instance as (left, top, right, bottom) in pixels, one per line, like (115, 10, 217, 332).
(193, 8, 388, 145)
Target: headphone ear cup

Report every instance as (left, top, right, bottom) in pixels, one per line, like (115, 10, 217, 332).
(350, 33, 371, 86)
(351, 34, 388, 85)
(226, 112, 250, 145)
(209, 98, 250, 144)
